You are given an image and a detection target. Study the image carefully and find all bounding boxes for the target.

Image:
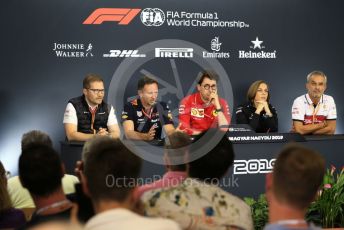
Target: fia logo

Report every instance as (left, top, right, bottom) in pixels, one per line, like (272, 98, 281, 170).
(141, 8, 165, 26)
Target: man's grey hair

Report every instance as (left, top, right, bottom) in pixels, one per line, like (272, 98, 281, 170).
(307, 70, 327, 84)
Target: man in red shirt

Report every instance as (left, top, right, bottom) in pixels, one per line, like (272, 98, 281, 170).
(178, 71, 231, 135)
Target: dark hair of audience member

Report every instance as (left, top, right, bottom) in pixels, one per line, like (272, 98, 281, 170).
(19, 144, 64, 197)
(21, 130, 53, 151)
(164, 131, 191, 171)
(188, 131, 235, 181)
(84, 139, 142, 202)
(273, 144, 325, 209)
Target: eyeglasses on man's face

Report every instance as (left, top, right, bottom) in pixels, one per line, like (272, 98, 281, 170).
(202, 84, 217, 90)
(87, 88, 105, 94)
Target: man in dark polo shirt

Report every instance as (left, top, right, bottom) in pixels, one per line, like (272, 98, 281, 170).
(63, 74, 120, 141)
(122, 76, 175, 141)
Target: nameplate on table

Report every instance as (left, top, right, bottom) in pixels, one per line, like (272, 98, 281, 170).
(227, 132, 305, 143)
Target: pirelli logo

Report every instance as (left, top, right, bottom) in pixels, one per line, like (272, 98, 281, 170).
(83, 8, 141, 25)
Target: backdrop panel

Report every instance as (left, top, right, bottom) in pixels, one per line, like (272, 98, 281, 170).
(1, 0, 343, 176)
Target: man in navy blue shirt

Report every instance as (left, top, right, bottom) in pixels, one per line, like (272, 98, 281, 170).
(122, 76, 175, 141)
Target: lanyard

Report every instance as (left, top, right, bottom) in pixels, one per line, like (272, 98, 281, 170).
(312, 103, 320, 124)
(36, 199, 71, 215)
(89, 106, 97, 133)
(142, 107, 153, 119)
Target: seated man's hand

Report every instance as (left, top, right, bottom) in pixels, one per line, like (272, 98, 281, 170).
(177, 123, 201, 136)
(210, 90, 221, 108)
(97, 127, 109, 136)
(145, 125, 156, 141)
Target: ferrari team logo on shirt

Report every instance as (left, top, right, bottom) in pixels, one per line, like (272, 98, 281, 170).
(191, 108, 204, 118)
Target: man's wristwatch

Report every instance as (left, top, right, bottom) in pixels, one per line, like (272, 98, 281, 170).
(215, 108, 222, 112)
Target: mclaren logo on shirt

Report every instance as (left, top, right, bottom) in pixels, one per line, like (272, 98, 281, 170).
(121, 111, 128, 119)
(191, 108, 204, 118)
